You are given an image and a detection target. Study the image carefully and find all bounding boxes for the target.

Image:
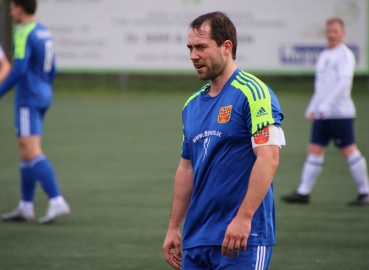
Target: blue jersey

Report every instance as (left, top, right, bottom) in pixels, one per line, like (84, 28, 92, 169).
(181, 69, 284, 249)
(0, 22, 56, 108)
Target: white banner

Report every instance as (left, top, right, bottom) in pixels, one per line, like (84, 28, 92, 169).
(37, 0, 368, 74)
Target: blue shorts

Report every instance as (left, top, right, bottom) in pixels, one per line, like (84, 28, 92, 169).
(14, 106, 48, 137)
(182, 245, 273, 270)
(311, 119, 355, 148)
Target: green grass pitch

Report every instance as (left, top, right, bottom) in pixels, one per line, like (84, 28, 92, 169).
(0, 75, 368, 269)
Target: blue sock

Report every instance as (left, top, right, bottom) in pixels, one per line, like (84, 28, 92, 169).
(30, 154, 61, 199)
(20, 161, 37, 202)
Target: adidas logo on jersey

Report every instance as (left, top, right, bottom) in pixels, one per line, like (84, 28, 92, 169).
(256, 107, 268, 117)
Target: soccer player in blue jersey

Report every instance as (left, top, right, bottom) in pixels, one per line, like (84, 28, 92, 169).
(0, 44, 11, 83)
(0, 0, 70, 224)
(163, 12, 285, 270)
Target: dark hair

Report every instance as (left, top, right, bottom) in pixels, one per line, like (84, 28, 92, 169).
(190, 11, 237, 60)
(326, 17, 345, 28)
(12, 0, 36, 15)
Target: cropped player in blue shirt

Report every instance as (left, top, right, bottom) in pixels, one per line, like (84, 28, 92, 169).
(1, 0, 70, 224)
(163, 12, 285, 270)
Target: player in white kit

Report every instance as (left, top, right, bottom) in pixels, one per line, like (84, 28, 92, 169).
(281, 17, 369, 206)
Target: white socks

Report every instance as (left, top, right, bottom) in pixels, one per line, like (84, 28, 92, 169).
(18, 196, 66, 212)
(347, 150, 369, 195)
(297, 154, 324, 195)
(19, 200, 34, 213)
(49, 195, 67, 207)
(297, 150, 369, 196)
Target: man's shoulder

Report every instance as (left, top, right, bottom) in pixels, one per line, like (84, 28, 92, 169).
(318, 44, 354, 63)
(330, 44, 355, 65)
(33, 25, 53, 40)
(23, 23, 52, 40)
(325, 44, 354, 57)
(341, 44, 355, 57)
(13, 23, 39, 58)
(15, 22, 49, 43)
(230, 70, 271, 98)
(232, 70, 268, 87)
(183, 84, 209, 109)
(15, 23, 36, 38)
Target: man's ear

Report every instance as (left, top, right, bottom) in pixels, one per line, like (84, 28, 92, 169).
(223, 40, 233, 57)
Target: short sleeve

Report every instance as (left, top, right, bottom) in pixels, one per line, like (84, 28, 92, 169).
(231, 71, 284, 136)
(0, 45, 4, 59)
(181, 127, 190, 160)
(245, 86, 284, 135)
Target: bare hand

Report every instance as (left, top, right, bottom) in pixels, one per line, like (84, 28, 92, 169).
(306, 112, 315, 122)
(163, 228, 183, 269)
(221, 217, 251, 258)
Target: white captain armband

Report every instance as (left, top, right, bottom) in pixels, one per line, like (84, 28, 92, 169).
(251, 125, 286, 149)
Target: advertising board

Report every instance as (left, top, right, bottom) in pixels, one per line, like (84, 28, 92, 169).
(37, 0, 368, 74)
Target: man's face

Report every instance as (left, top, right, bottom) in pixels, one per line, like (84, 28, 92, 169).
(187, 23, 226, 81)
(10, 2, 22, 24)
(326, 21, 345, 48)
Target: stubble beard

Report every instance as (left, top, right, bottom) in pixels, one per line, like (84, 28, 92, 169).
(198, 53, 226, 81)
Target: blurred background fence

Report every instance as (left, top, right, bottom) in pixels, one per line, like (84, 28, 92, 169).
(1, 0, 368, 77)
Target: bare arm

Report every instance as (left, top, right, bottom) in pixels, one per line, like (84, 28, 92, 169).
(163, 158, 193, 269)
(0, 53, 11, 84)
(222, 145, 280, 257)
(304, 91, 318, 120)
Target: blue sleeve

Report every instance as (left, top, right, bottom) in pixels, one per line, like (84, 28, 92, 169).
(49, 60, 57, 84)
(181, 110, 191, 160)
(268, 87, 284, 127)
(0, 27, 33, 99)
(0, 57, 29, 99)
(181, 132, 190, 160)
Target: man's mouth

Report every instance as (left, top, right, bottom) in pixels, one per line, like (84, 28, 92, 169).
(194, 64, 205, 71)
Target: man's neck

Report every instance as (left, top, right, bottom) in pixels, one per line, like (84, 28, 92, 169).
(328, 41, 343, 49)
(208, 61, 237, 97)
(20, 15, 36, 25)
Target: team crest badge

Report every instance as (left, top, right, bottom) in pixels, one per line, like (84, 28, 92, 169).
(217, 105, 232, 123)
(253, 126, 270, 144)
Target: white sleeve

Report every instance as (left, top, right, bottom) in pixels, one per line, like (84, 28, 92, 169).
(251, 125, 286, 149)
(304, 55, 322, 118)
(0, 45, 4, 59)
